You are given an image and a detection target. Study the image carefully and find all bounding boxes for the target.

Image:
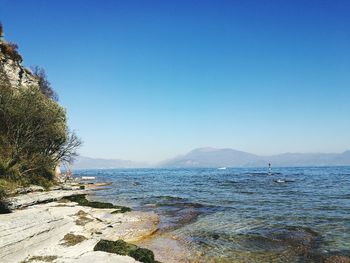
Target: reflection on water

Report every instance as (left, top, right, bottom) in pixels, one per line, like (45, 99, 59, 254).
(75, 167, 350, 262)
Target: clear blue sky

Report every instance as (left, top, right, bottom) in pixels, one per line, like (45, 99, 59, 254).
(1, 0, 349, 162)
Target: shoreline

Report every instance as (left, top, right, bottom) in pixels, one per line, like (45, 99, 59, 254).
(2, 172, 349, 263)
(86, 185, 199, 263)
(0, 181, 163, 263)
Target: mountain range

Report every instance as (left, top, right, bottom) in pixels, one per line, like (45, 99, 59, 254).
(159, 147, 350, 167)
(72, 147, 350, 169)
(71, 156, 146, 169)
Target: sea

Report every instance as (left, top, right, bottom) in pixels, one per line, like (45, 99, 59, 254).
(74, 166, 350, 262)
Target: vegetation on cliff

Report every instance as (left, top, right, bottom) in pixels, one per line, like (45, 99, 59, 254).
(0, 24, 81, 197)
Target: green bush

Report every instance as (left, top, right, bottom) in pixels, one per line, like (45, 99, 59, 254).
(0, 22, 3, 38)
(0, 42, 22, 62)
(0, 82, 81, 187)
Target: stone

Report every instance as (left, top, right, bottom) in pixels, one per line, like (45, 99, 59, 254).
(15, 185, 45, 194)
(4, 189, 86, 210)
(323, 255, 350, 263)
(94, 240, 156, 263)
(0, 196, 159, 262)
(0, 51, 39, 89)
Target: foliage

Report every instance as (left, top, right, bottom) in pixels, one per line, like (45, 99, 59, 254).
(31, 66, 58, 101)
(0, 25, 81, 198)
(0, 22, 3, 38)
(0, 80, 81, 190)
(0, 179, 20, 195)
(0, 23, 21, 61)
(0, 41, 22, 62)
(0, 179, 16, 212)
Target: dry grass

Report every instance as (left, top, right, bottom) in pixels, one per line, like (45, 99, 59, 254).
(75, 210, 93, 226)
(61, 233, 87, 246)
(21, 255, 58, 262)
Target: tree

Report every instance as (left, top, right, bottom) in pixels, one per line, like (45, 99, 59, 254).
(0, 22, 3, 38)
(31, 66, 58, 101)
(0, 82, 81, 184)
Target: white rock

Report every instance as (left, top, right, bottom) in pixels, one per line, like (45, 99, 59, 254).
(0, 52, 39, 88)
(5, 189, 86, 210)
(0, 198, 159, 262)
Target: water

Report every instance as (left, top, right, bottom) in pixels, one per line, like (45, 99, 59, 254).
(75, 167, 350, 262)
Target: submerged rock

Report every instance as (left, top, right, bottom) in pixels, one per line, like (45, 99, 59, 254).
(265, 226, 319, 248)
(309, 253, 350, 263)
(323, 255, 350, 263)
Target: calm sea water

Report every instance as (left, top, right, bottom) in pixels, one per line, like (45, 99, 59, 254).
(75, 167, 350, 262)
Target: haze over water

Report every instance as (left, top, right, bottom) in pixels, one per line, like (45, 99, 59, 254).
(76, 166, 350, 262)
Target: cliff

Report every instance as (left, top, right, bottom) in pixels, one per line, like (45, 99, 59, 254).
(0, 38, 39, 88)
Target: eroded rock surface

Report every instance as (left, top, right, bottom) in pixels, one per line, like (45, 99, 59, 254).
(0, 194, 159, 262)
(5, 189, 86, 210)
(0, 46, 39, 88)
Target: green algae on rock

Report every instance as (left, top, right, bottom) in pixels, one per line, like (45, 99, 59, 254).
(94, 239, 159, 263)
(129, 247, 158, 263)
(63, 194, 131, 212)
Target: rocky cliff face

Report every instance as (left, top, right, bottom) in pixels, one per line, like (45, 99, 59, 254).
(0, 39, 39, 88)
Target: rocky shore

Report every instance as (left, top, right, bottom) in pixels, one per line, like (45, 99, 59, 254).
(0, 182, 160, 263)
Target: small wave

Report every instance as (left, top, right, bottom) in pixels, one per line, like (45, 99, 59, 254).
(274, 179, 295, 183)
(241, 172, 283, 176)
(153, 195, 184, 201)
(156, 202, 205, 208)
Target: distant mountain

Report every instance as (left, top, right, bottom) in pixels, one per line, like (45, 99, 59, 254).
(71, 156, 147, 169)
(158, 147, 263, 167)
(72, 148, 350, 169)
(159, 147, 350, 168)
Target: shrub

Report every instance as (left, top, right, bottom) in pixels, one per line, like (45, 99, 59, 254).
(0, 82, 81, 187)
(0, 22, 3, 38)
(1, 42, 22, 62)
(31, 66, 58, 101)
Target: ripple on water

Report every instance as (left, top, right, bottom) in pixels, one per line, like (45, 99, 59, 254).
(76, 167, 350, 262)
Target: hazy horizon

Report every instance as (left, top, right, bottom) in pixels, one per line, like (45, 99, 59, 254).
(1, 0, 349, 162)
(76, 146, 350, 165)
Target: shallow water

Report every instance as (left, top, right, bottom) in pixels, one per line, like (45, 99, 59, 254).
(75, 167, 350, 262)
